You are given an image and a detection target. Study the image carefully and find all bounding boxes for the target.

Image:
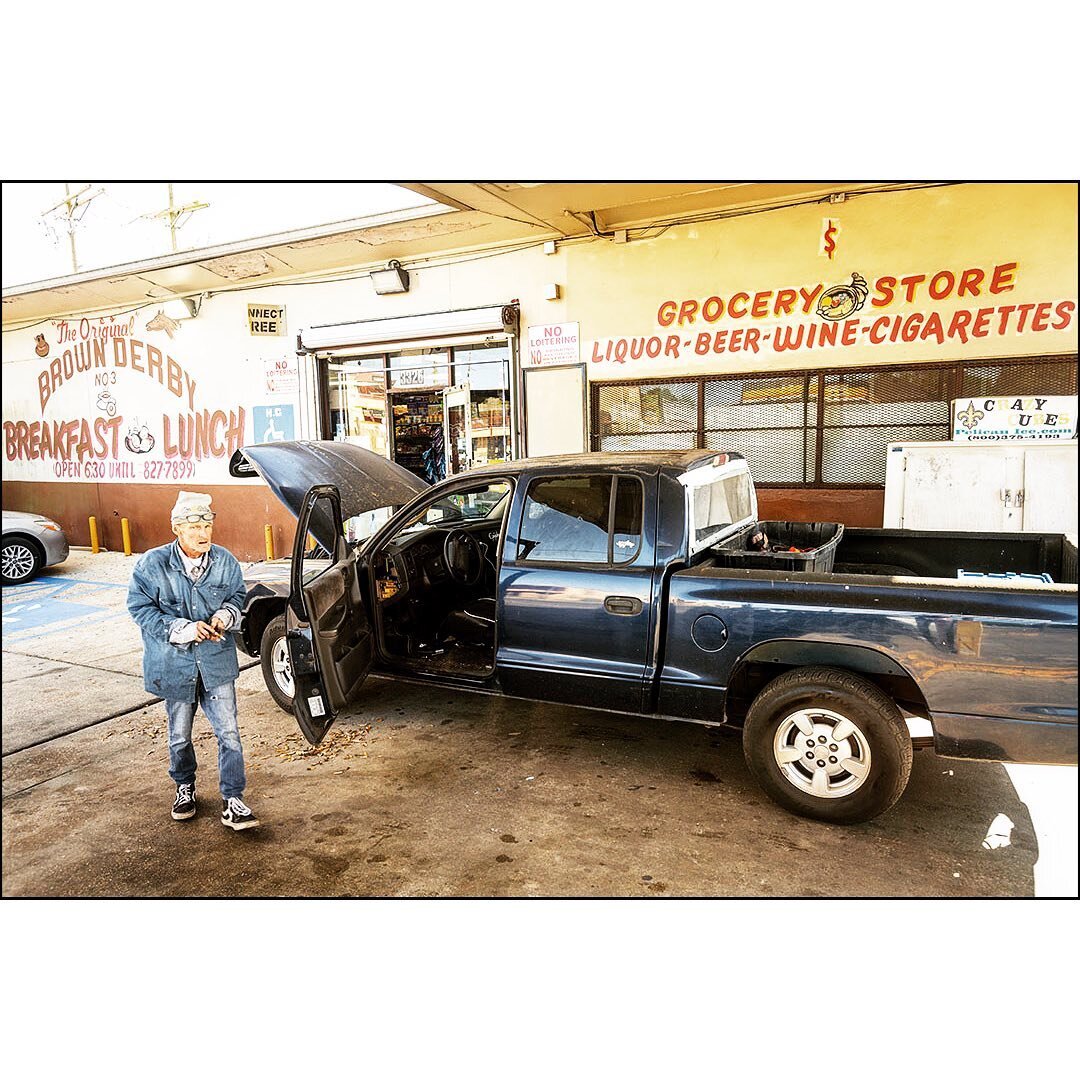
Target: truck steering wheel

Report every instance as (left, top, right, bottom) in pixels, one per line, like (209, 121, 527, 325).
(443, 529, 483, 585)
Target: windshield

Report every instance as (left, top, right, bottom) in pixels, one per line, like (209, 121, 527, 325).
(397, 482, 511, 536)
(344, 507, 395, 545)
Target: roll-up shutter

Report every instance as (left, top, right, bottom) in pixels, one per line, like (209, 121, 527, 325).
(299, 304, 519, 353)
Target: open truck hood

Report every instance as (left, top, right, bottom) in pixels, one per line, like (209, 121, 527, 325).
(230, 440, 429, 552)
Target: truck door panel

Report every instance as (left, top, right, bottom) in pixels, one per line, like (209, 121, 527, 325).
(497, 472, 655, 713)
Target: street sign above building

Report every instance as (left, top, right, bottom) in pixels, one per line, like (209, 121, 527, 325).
(248, 304, 286, 336)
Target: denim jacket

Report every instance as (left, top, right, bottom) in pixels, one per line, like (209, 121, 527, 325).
(127, 542, 247, 701)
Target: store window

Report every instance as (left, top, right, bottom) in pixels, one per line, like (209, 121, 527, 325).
(592, 355, 1077, 487)
(704, 376, 816, 484)
(328, 358, 388, 453)
(820, 366, 952, 483)
(326, 358, 393, 544)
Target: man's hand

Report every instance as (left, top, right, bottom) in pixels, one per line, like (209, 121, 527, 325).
(194, 620, 224, 642)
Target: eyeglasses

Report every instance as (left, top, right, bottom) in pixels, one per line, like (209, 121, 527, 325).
(178, 513, 215, 524)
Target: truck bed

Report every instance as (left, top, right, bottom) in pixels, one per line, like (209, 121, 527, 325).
(660, 528, 1077, 764)
(702, 527, 1077, 585)
(832, 528, 1078, 584)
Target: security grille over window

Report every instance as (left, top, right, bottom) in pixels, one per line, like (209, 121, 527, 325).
(590, 355, 1077, 488)
(704, 375, 818, 484)
(595, 381, 698, 451)
(821, 367, 953, 484)
(961, 357, 1078, 398)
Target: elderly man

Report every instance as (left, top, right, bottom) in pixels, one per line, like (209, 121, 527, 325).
(127, 491, 259, 830)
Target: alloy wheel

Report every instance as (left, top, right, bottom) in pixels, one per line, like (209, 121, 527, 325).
(772, 707, 873, 799)
(2, 543, 37, 583)
(271, 636, 294, 696)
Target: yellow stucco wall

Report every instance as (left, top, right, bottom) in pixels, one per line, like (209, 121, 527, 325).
(556, 182, 1077, 381)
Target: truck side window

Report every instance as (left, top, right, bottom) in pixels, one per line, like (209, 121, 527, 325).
(611, 476, 643, 563)
(519, 475, 642, 565)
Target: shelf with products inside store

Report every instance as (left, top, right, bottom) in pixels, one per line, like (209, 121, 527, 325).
(395, 425, 441, 437)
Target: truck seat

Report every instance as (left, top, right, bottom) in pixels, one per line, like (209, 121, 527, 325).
(439, 597, 496, 648)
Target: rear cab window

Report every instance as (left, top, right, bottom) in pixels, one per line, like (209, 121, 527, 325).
(679, 457, 757, 556)
(518, 474, 644, 565)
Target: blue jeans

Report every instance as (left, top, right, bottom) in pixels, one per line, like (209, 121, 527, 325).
(165, 679, 246, 799)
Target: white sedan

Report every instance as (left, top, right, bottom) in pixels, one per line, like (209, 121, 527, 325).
(2, 510, 70, 585)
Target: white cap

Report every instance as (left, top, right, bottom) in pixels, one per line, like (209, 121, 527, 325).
(171, 490, 214, 523)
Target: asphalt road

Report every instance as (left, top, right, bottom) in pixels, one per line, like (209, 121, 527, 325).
(2, 549, 1076, 898)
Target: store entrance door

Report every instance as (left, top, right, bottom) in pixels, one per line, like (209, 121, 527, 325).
(443, 384, 473, 475)
(390, 390, 446, 483)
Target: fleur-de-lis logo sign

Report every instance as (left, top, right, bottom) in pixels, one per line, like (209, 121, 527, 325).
(958, 401, 985, 430)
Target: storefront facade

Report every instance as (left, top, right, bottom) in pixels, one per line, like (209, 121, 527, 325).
(575, 182, 1077, 524)
(3, 182, 1075, 558)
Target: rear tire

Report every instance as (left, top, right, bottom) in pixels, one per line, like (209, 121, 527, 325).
(2, 538, 43, 585)
(743, 666, 912, 824)
(260, 614, 295, 712)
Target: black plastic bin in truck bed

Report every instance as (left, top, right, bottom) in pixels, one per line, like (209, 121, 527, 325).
(711, 521, 845, 573)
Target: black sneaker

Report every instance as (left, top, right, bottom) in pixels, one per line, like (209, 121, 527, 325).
(171, 783, 196, 821)
(221, 796, 260, 831)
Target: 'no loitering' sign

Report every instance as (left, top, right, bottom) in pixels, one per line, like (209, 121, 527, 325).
(264, 356, 299, 395)
(527, 323, 580, 367)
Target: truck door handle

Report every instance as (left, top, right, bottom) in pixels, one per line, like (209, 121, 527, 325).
(604, 595, 642, 615)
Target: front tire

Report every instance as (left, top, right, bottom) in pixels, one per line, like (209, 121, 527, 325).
(743, 666, 912, 824)
(2, 538, 44, 585)
(260, 614, 295, 712)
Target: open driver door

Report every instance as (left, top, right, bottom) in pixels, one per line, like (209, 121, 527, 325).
(286, 484, 374, 744)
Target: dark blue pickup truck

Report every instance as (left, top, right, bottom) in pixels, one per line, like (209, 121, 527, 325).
(232, 442, 1078, 824)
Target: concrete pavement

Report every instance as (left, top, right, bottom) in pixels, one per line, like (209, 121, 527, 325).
(2, 549, 1076, 897)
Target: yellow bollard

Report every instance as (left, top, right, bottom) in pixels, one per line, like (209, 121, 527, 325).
(88, 515, 100, 554)
(264, 524, 275, 561)
(121, 517, 133, 556)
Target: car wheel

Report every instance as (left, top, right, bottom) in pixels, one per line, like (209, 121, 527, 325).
(742, 666, 912, 824)
(260, 614, 295, 712)
(2, 538, 44, 585)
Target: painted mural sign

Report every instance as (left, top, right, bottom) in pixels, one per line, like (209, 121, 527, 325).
(952, 395, 1077, 441)
(589, 260, 1077, 372)
(3, 314, 248, 484)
